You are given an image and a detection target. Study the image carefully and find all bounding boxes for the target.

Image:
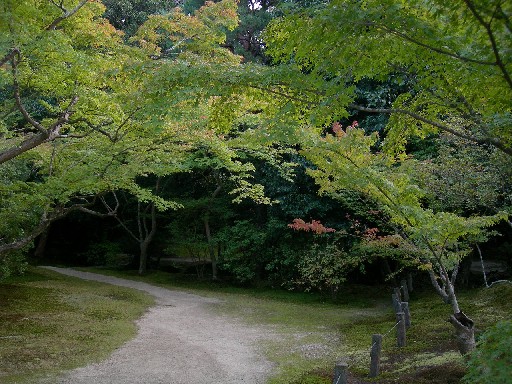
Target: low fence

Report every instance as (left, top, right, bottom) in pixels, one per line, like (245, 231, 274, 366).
(333, 276, 413, 383)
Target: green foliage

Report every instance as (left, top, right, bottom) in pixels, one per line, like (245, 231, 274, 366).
(463, 320, 512, 384)
(296, 242, 360, 299)
(264, 0, 512, 157)
(302, 125, 507, 277)
(1, 0, 274, 262)
(0, 250, 28, 280)
(102, 0, 176, 36)
(217, 219, 270, 283)
(411, 137, 512, 216)
(82, 241, 126, 267)
(131, 0, 239, 63)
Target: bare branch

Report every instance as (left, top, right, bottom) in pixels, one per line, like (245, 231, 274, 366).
(70, 117, 116, 141)
(0, 199, 106, 256)
(428, 269, 450, 303)
(12, 57, 47, 134)
(247, 84, 314, 105)
(496, 4, 512, 34)
(0, 132, 50, 164)
(76, 206, 117, 218)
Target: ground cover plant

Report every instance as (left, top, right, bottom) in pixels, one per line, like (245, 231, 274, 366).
(0, 267, 153, 383)
(73, 267, 512, 384)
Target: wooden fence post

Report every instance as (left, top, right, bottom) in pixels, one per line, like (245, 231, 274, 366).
(393, 287, 402, 302)
(396, 312, 406, 347)
(391, 293, 401, 313)
(401, 279, 410, 302)
(401, 302, 411, 328)
(333, 361, 348, 384)
(369, 334, 382, 377)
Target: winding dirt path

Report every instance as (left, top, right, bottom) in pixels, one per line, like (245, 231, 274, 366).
(41, 267, 273, 384)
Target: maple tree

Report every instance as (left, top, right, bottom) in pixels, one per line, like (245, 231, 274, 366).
(264, 0, 512, 157)
(288, 218, 336, 234)
(299, 124, 506, 353)
(0, 0, 278, 276)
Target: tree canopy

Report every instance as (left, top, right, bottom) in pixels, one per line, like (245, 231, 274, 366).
(1, 0, 511, 355)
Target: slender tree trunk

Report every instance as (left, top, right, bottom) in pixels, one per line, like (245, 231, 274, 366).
(380, 258, 397, 285)
(204, 216, 217, 280)
(476, 243, 489, 287)
(428, 267, 475, 354)
(138, 202, 157, 275)
(138, 239, 150, 275)
(203, 178, 222, 280)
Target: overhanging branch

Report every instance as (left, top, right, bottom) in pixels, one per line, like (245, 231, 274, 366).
(46, 0, 90, 30)
(348, 103, 512, 156)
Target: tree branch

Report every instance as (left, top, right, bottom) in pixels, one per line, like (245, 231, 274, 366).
(348, 103, 512, 156)
(0, 199, 108, 256)
(12, 58, 46, 134)
(462, 0, 512, 89)
(0, 47, 20, 67)
(368, 22, 497, 66)
(76, 206, 117, 218)
(46, 0, 90, 30)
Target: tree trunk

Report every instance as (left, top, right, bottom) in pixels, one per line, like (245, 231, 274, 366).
(34, 227, 50, 259)
(203, 179, 222, 280)
(445, 272, 476, 354)
(429, 266, 476, 354)
(137, 202, 157, 275)
(380, 259, 397, 285)
(448, 312, 475, 355)
(138, 239, 149, 275)
(476, 243, 489, 287)
(204, 216, 217, 280)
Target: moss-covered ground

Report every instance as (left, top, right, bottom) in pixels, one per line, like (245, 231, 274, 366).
(0, 267, 154, 383)
(73, 268, 512, 384)
(2, 266, 511, 383)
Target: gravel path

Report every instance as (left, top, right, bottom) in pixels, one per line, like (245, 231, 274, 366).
(41, 267, 273, 384)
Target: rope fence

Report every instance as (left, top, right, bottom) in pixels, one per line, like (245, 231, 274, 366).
(332, 275, 414, 383)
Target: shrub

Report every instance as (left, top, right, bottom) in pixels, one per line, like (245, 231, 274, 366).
(0, 250, 28, 280)
(83, 241, 127, 267)
(463, 320, 512, 384)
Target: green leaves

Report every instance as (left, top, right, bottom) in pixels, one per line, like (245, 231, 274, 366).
(301, 124, 507, 271)
(464, 320, 512, 384)
(264, 0, 512, 157)
(131, 0, 240, 63)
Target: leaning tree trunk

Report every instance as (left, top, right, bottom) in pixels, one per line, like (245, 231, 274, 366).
(429, 267, 476, 354)
(445, 274, 476, 354)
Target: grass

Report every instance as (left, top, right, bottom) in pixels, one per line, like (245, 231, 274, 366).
(2, 266, 512, 384)
(0, 267, 154, 384)
(73, 268, 512, 383)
